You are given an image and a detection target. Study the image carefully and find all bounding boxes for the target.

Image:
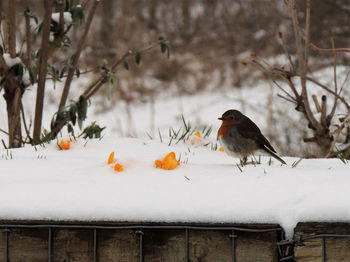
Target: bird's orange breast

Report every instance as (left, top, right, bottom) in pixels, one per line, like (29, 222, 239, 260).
(217, 120, 238, 138)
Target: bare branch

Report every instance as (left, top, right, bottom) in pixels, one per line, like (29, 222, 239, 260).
(312, 95, 321, 113)
(8, 0, 16, 58)
(277, 94, 296, 104)
(305, 76, 350, 109)
(273, 80, 296, 102)
(304, 0, 310, 64)
(278, 32, 295, 72)
(325, 113, 350, 158)
(58, 0, 101, 110)
(84, 50, 133, 98)
(24, 1, 32, 67)
(309, 43, 350, 54)
(33, 0, 54, 144)
(21, 102, 33, 144)
(0, 53, 8, 71)
(57, 0, 65, 32)
(320, 95, 327, 127)
(329, 34, 338, 119)
(287, 0, 322, 132)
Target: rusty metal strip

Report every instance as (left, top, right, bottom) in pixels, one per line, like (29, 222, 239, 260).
(322, 236, 326, 262)
(48, 227, 52, 262)
(93, 228, 97, 262)
(229, 229, 237, 262)
(185, 228, 189, 262)
(136, 230, 144, 262)
(0, 224, 281, 232)
(3, 228, 10, 262)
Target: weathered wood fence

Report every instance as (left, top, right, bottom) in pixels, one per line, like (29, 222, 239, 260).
(1, 221, 350, 261)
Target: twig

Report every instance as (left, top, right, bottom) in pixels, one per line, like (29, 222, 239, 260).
(0, 128, 9, 135)
(46, 68, 94, 80)
(277, 94, 296, 104)
(24, 1, 32, 67)
(33, 0, 54, 143)
(1, 139, 7, 149)
(339, 69, 350, 96)
(8, 0, 16, 58)
(325, 113, 350, 158)
(309, 43, 350, 54)
(57, 0, 64, 32)
(58, 0, 100, 110)
(0, 53, 8, 71)
(329, 34, 338, 119)
(320, 95, 327, 127)
(312, 95, 321, 113)
(304, 0, 310, 65)
(288, 0, 321, 132)
(273, 80, 296, 101)
(85, 50, 133, 99)
(21, 102, 33, 144)
(279, 32, 295, 72)
(305, 76, 350, 109)
(42, 42, 159, 143)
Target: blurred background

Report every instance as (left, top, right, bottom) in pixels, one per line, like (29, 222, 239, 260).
(2, 0, 350, 156)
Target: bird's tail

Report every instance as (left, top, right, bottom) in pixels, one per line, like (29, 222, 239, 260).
(263, 147, 287, 165)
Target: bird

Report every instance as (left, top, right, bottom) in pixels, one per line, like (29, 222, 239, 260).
(217, 109, 286, 165)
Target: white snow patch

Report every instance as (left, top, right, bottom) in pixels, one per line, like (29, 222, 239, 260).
(253, 29, 266, 40)
(51, 12, 72, 25)
(2, 53, 21, 68)
(22, 69, 31, 86)
(0, 137, 349, 239)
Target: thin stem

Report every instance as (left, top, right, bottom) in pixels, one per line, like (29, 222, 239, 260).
(288, 0, 322, 132)
(8, 0, 16, 58)
(58, 0, 100, 110)
(305, 76, 350, 110)
(329, 35, 338, 119)
(21, 102, 33, 144)
(33, 0, 54, 144)
(24, 1, 32, 67)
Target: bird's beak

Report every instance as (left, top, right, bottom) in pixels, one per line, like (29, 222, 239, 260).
(218, 117, 223, 120)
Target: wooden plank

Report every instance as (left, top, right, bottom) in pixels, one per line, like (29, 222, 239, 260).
(0, 228, 48, 262)
(236, 230, 278, 261)
(97, 229, 138, 262)
(189, 229, 232, 262)
(0, 230, 4, 262)
(143, 229, 186, 262)
(294, 222, 350, 262)
(0, 221, 281, 261)
(52, 228, 93, 262)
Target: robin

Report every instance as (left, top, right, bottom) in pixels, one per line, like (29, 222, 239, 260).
(218, 109, 286, 165)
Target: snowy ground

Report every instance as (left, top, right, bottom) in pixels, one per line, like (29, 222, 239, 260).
(1, 66, 350, 240)
(0, 136, 349, 239)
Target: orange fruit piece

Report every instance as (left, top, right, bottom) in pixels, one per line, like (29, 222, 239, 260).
(59, 139, 70, 150)
(155, 152, 180, 170)
(108, 152, 115, 164)
(219, 147, 224, 152)
(155, 160, 163, 168)
(162, 157, 179, 170)
(194, 131, 201, 138)
(114, 163, 124, 172)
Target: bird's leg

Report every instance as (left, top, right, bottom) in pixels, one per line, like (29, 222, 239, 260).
(241, 156, 248, 166)
(242, 156, 254, 166)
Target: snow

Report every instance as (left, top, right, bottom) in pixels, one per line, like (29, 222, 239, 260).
(0, 62, 349, 240)
(0, 136, 349, 239)
(51, 12, 72, 25)
(22, 69, 31, 86)
(2, 53, 21, 68)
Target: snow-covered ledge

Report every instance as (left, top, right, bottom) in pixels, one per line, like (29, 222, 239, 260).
(0, 137, 349, 241)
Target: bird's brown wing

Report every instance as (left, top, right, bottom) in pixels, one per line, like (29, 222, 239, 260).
(237, 115, 277, 153)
